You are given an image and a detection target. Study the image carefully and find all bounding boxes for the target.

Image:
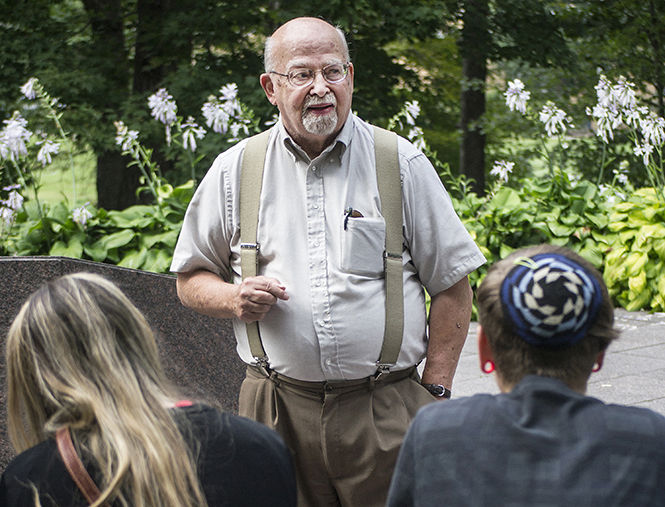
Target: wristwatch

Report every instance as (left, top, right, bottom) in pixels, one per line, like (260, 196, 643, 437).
(422, 383, 452, 399)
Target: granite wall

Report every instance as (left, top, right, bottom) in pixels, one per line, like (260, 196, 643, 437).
(0, 256, 244, 471)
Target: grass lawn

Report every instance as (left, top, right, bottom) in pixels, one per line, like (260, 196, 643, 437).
(28, 144, 97, 207)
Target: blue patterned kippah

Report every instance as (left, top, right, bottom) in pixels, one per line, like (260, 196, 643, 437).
(500, 253, 603, 347)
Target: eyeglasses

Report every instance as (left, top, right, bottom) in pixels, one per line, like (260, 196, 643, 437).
(270, 63, 349, 88)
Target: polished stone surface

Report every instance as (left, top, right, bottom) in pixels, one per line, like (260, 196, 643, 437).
(0, 256, 243, 470)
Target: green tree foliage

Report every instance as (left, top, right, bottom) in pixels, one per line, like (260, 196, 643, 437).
(571, 0, 665, 116)
(453, 0, 574, 192)
(1, 0, 453, 209)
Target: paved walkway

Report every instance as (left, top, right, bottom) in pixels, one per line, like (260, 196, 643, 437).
(451, 309, 665, 415)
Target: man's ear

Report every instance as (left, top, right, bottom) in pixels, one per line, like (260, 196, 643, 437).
(260, 74, 278, 106)
(478, 325, 495, 367)
(347, 62, 355, 89)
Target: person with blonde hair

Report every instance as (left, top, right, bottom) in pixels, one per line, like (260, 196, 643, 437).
(0, 272, 296, 506)
(388, 244, 665, 506)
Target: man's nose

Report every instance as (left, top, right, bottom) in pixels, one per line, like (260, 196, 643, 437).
(309, 72, 330, 96)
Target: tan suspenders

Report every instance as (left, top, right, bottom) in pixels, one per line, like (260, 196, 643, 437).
(239, 125, 403, 376)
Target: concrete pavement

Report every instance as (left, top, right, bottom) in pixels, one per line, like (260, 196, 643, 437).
(451, 309, 665, 415)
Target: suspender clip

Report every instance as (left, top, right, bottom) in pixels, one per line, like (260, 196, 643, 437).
(241, 242, 260, 252)
(383, 250, 402, 269)
(374, 363, 392, 380)
(254, 356, 271, 377)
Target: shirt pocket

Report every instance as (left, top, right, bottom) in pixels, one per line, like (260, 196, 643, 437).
(341, 216, 386, 276)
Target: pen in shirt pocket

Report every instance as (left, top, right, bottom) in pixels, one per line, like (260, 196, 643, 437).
(344, 207, 364, 230)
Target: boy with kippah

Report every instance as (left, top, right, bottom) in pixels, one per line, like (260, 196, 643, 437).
(388, 244, 665, 506)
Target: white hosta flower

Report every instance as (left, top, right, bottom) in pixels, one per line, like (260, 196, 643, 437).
(407, 126, 426, 150)
(623, 107, 641, 128)
(219, 83, 239, 102)
(0, 113, 32, 161)
(633, 142, 654, 166)
(264, 113, 279, 127)
(1, 206, 16, 227)
(202, 100, 231, 134)
(613, 76, 637, 110)
(0, 185, 23, 226)
(37, 140, 60, 166)
(20, 77, 39, 100)
(3, 189, 24, 210)
(587, 104, 616, 143)
(404, 101, 421, 126)
(594, 75, 612, 108)
(72, 203, 93, 227)
(505, 79, 530, 114)
(114, 121, 139, 152)
(490, 160, 514, 183)
(219, 84, 242, 116)
(539, 102, 572, 136)
(147, 88, 177, 126)
(181, 117, 206, 152)
(639, 113, 665, 147)
(613, 168, 629, 185)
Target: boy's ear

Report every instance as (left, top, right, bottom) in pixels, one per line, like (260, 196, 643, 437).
(478, 325, 495, 367)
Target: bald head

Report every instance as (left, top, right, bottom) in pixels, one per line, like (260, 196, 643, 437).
(264, 17, 350, 72)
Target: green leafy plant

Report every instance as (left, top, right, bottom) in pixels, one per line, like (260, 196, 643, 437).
(1, 79, 256, 272)
(603, 188, 665, 311)
(4, 76, 665, 314)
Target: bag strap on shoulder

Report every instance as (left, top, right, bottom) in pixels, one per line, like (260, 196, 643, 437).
(56, 427, 110, 507)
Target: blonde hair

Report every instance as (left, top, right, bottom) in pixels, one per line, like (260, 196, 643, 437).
(6, 273, 207, 506)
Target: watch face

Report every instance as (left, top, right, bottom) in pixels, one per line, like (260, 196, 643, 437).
(431, 385, 445, 396)
(423, 383, 444, 396)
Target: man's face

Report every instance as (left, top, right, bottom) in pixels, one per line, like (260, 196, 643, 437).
(260, 20, 354, 156)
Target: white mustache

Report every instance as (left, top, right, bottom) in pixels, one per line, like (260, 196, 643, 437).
(304, 93, 337, 109)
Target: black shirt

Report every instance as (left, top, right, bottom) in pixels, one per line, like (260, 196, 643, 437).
(0, 404, 297, 506)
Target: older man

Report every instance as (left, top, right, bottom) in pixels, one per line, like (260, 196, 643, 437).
(171, 17, 485, 506)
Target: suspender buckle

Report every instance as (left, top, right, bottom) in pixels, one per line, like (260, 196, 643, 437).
(383, 250, 402, 269)
(241, 242, 260, 252)
(254, 356, 271, 377)
(374, 363, 391, 380)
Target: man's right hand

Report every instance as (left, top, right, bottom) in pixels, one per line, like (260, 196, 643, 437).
(176, 270, 288, 322)
(233, 276, 289, 322)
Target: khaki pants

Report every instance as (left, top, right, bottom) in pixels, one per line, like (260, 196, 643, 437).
(239, 366, 434, 507)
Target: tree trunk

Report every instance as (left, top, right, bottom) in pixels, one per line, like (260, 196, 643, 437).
(459, 0, 489, 195)
(81, 0, 133, 210)
(96, 151, 141, 209)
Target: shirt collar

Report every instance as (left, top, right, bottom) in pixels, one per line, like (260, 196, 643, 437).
(277, 114, 355, 164)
